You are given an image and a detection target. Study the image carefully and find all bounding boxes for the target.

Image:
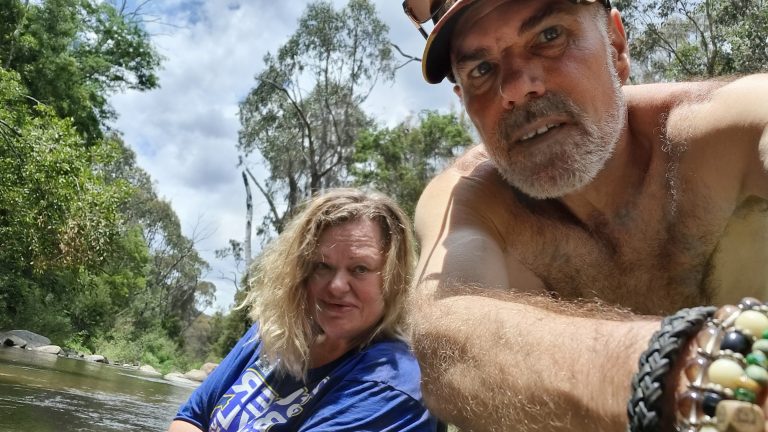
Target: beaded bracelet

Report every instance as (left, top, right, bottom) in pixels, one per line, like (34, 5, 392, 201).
(675, 297, 768, 432)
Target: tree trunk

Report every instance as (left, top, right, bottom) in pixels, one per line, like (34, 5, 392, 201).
(242, 171, 253, 280)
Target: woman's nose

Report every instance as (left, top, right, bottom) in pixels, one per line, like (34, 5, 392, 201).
(326, 271, 350, 295)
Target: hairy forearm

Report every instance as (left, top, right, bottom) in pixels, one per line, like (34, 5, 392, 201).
(761, 126, 768, 173)
(409, 290, 660, 432)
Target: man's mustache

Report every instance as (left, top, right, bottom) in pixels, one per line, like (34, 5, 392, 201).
(497, 93, 582, 143)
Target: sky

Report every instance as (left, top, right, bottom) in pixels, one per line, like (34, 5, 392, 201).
(110, 0, 461, 312)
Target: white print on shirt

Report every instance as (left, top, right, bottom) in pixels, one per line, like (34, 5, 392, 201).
(210, 367, 276, 431)
(209, 366, 330, 432)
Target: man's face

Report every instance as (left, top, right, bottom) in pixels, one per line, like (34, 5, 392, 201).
(450, 0, 627, 199)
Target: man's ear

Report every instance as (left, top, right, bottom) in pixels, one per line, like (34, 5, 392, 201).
(609, 9, 630, 83)
(453, 84, 463, 103)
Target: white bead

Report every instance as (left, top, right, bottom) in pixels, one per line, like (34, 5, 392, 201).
(707, 358, 744, 389)
(735, 310, 768, 339)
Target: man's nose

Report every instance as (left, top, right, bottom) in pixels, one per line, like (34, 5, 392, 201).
(498, 57, 545, 110)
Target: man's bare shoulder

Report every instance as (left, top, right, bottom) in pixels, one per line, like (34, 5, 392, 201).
(415, 144, 516, 242)
(427, 143, 516, 205)
(623, 80, 728, 110)
(624, 76, 767, 139)
(665, 75, 767, 137)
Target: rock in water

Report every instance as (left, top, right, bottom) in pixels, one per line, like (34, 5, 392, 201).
(139, 365, 162, 376)
(85, 355, 106, 363)
(184, 369, 208, 382)
(33, 345, 62, 355)
(201, 362, 218, 375)
(0, 330, 51, 348)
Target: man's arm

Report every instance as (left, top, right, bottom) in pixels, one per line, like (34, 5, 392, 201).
(409, 165, 661, 432)
(666, 74, 768, 200)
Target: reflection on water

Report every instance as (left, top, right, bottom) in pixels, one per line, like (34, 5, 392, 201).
(0, 347, 195, 432)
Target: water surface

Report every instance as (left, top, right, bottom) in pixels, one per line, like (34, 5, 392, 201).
(0, 347, 195, 432)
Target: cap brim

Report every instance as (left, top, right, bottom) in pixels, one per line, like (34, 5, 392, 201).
(422, 0, 480, 84)
(421, 0, 607, 84)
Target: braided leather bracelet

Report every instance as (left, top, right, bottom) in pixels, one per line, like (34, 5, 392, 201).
(628, 306, 717, 432)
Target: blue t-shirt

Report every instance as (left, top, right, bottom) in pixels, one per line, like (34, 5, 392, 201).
(175, 324, 437, 431)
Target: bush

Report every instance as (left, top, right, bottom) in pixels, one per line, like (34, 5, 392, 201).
(92, 325, 194, 374)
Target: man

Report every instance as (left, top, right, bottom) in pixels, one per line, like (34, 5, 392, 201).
(402, 0, 768, 430)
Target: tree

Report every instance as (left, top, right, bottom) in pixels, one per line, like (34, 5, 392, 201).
(0, 69, 132, 338)
(0, 69, 128, 278)
(618, 0, 768, 82)
(237, 0, 396, 242)
(100, 137, 215, 332)
(0, 0, 161, 144)
(351, 110, 473, 217)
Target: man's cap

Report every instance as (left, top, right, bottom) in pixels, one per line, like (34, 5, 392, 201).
(422, 0, 611, 84)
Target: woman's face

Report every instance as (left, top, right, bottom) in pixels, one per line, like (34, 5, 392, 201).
(306, 218, 387, 348)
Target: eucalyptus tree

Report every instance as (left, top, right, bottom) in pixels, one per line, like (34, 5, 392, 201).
(238, 0, 396, 245)
(617, 0, 768, 82)
(0, 0, 161, 144)
(352, 111, 473, 218)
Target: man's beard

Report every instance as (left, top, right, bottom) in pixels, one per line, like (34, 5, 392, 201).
(488, 62, 626, 199)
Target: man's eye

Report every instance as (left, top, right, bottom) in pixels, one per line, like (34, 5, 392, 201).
(469, 61, 493, 78)
(538, 26, 562, 43)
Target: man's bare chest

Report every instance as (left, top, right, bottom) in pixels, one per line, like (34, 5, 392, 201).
(500, 194, 768, 315)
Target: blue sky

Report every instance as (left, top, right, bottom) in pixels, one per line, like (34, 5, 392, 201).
(109, 0, 461, 311)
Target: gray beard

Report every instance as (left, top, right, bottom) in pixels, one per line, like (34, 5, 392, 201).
(490, 75, 626, 199)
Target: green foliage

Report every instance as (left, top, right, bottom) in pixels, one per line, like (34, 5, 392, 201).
(210, 289, 251, 359)
(0, 274, 75, 341)
(92, 324, 192, 374)
(0, 69, 151, 344)
(352, 111, 472, 217)
(0, 0, 161, 144)
(0, 70, 126, 274)
(619, 0, 768, 81)
(238, 0, 395, 241)
(0, 9, 215, 367)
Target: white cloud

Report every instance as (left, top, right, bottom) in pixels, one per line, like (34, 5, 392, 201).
(111, 0, 462, 312)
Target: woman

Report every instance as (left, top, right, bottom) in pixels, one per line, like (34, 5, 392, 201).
(169, 189, 437, 431)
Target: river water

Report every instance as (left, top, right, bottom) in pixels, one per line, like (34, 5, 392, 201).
(0, 346, 196, 432)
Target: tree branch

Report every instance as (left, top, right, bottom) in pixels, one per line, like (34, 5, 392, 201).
(391, 42, 422, 63)
(245, 167, 281, 230)
(259, 78, 314, 168)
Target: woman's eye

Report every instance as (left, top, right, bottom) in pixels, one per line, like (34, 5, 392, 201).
(539, 26, 562, 43)
(313, 262, 331, 273)
(469, 61, 493, 78)
(353, 266, 368, 275)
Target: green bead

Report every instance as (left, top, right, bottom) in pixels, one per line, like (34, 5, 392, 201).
(745, 364, 768, 384)
(753, 339, 768, 354)
(734, 387, 757, 403)
(762, 328, 768, 339)
(746, 351, 768, 367)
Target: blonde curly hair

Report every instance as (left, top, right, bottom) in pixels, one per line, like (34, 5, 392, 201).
(244, 188, 415, 380)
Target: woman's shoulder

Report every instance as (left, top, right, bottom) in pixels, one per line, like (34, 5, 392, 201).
(343, 339, 423, 399)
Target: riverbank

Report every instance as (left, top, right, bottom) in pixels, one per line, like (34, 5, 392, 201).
(0, 329, 217, 387)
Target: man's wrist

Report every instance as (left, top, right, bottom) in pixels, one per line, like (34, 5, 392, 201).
(627, 306, 716, 432)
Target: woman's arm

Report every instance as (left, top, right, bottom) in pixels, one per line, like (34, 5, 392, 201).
(167, 420, 204, 432)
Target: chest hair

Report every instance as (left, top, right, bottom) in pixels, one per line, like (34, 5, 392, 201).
(499, 158, 730, 315)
